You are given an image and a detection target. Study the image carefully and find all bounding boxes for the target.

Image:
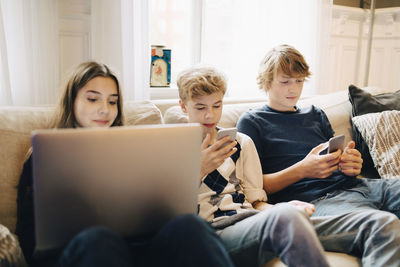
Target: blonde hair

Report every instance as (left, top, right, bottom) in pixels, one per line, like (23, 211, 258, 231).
(51, 61, 124, 128)
(257, 44, 311, 91)
(177, 67, 227, 102)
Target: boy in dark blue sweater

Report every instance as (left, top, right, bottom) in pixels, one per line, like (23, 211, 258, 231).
(237, 44, 400, 266)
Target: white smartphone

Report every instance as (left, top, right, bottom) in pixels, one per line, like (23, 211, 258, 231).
(216, 128, 237, 148)
(328, 134, 345, 153)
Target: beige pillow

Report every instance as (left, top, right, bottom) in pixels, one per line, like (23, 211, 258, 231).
(124, 101, 163, 125)
(352, 110, 400, 178)
(0, 107, 53, 233)
(163, 106, 189, 124)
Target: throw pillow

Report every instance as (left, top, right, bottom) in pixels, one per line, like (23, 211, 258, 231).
(0, 224, 26, 266)
(352, 111, 400, 179)
(348, 85, 400, 178)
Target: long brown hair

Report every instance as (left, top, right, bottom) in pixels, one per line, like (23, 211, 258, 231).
(51, 61, 124, 128)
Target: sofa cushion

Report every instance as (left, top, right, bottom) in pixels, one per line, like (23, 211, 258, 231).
(219, 103, 265, 128)
(352, 111, 400, 179)
(0, 107, 53, 233)
(349, 85, 400, 115)
(123, 101, 163, 125)
(348, 85, 400, 178)
(0, 129, 31, 234)
(163, 106, 189, 124)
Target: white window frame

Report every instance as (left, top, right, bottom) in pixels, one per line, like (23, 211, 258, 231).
(149, 0, 203, 100)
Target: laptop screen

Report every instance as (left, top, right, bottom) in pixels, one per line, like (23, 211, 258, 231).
(32, 123, 201, 252)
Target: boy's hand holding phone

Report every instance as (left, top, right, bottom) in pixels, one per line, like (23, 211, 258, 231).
(326, 135, 362, 176)
(200, 130, 237, 179)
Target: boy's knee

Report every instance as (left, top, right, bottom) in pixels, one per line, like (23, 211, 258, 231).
(255, 204, 318, 249)
(257, 203, 316, 240)
(252, 203, 312, 232)
(364, 211, 400, 233)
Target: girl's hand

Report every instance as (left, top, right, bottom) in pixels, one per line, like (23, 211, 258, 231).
(200, 134, 237, 179)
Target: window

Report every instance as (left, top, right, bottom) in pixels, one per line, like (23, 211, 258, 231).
(150, 0, 201, 98)
(150, 0, 330, 99)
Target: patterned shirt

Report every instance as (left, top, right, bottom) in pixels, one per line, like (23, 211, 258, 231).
(198, 132, 267, 224)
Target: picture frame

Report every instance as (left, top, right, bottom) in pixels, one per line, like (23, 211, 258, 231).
(150, 46, 171, 87)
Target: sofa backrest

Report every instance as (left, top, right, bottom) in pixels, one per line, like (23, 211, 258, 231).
(164, 89, 355, 142)
(163, 87, 386, 147)
(0, 101, 162, 233)
(0, 107, 54, 233)
(1, 86, 390, 233)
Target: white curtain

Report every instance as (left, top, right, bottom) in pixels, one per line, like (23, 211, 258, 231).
(91, 0, 150, 101)
(0, 0, 58, 106)
(202, 0, 333, 97)
(0, 0, 150, 106)
(0, 0, 331, 104)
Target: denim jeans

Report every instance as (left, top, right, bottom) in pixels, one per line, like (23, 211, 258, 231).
(216, 203, 329, 267)
(310, 178, 400, 266)
(58, 214, 234, 267)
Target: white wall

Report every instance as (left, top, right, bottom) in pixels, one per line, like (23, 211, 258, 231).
(330, 5, 400, 93)
(58, 0, 91, 85)
(58, 2, 400, 98)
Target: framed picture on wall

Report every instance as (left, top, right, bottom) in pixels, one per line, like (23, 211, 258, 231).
(150, 46, 171, 87)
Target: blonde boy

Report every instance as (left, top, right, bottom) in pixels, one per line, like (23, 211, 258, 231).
(177, 66, 328, 267)
(237, 44, 400, 265)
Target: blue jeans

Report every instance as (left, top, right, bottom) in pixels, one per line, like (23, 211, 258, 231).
(58, 214, 234, 267)
(311, 178, 400, 266)
(216, 203, 329, 267)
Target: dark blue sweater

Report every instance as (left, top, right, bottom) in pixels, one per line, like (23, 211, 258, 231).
(16, 156, 35, 265)
(16, 156, 60, 267)
(237, 105, 360, 204)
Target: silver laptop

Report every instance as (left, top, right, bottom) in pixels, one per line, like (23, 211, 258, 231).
(31, 123, 201, 252)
